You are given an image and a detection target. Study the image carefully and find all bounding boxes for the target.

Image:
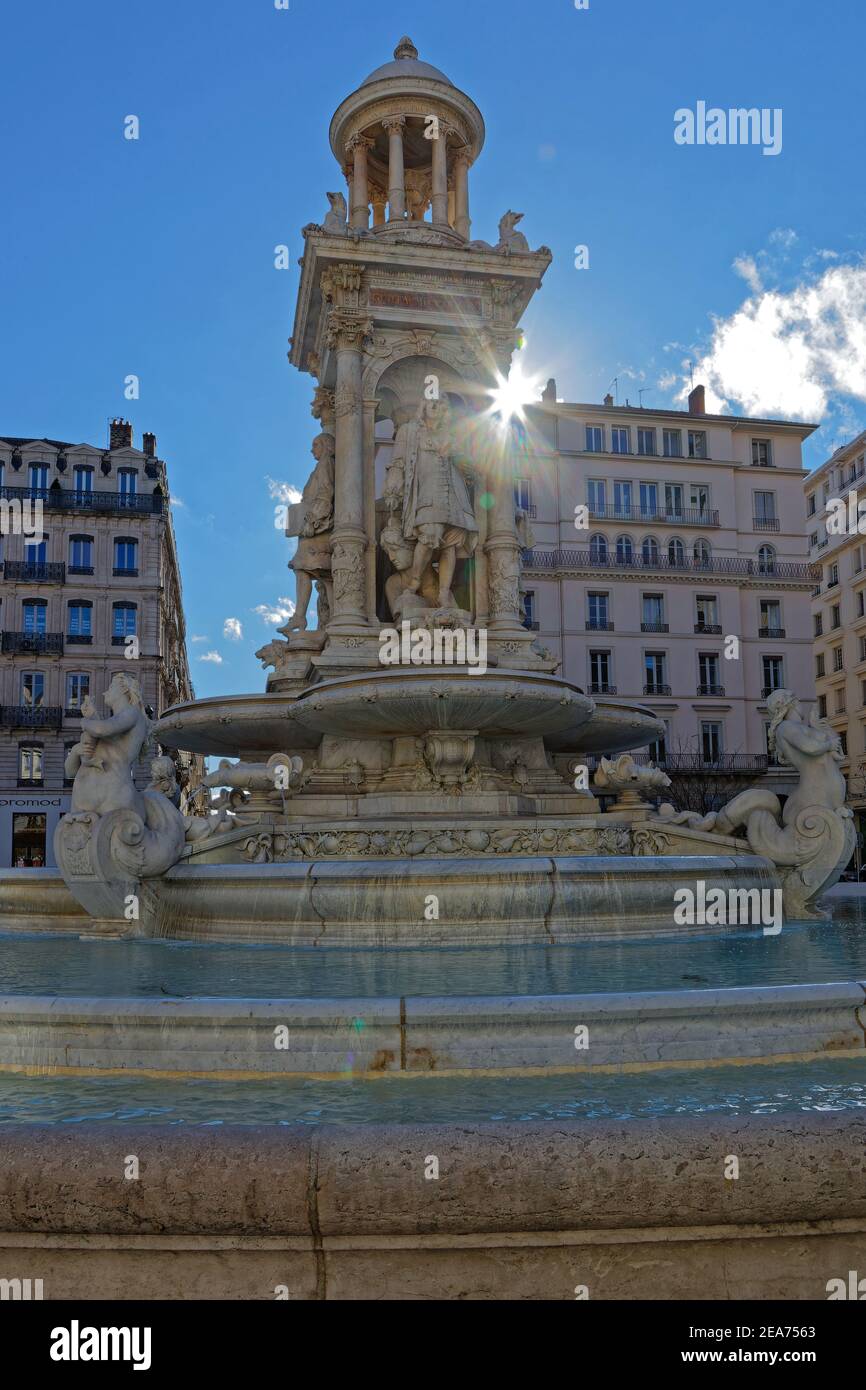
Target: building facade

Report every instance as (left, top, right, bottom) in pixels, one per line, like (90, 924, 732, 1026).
(805, 429, 866, 858)
(518, 383, 819, 794)
(0, 419, 196, 867)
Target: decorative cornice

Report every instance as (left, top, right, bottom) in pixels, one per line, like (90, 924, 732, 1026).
(326, 310, 374, 353)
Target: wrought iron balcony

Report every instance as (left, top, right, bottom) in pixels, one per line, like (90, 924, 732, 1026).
(694, 623, 722, 634)
(753, 516, 780, 531)
(758, 627, 786, 639)
(585, 619, 614, 631)
(113, 567, 139, 577)
(589, 682, 617, 695)
(2, 631, 63, 655)
(640, 622, 669, 633)
(0, 485, 163, 517)
(697, 683, 725, 696)
(68, 565, 94, 576)
(643, 683, 672, 696)
(66, 633, 93, 644)
(637, 752, 770, 773)
(588, 504, 720, 527)
(2, 561, 66, 583)
(762, 685, 786, 699)
(1, 705, 63, 728)
(521, 548, 820, 583)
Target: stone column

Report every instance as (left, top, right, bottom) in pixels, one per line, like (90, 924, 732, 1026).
(431, 124, 449, 226)
(482, 364, 526, 635)
(371, 188, 387, 227)
(327, 311, 372, 630)
(454, 149, 471, 239)
(348, 135, 373, 231)
(383, 117, 406, 221)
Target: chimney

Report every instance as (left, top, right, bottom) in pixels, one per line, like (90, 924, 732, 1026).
(603, 393, 614, 407)
(142, 431, 156, 458)
(688, 384, 706, 415)
(110, 418, 133, 450)
(541, 378, 557, 403)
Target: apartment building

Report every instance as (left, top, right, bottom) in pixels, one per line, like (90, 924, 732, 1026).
(0, 419, 197, 867)
(517, 383, 819, 793)
(806, 428, 866, 854)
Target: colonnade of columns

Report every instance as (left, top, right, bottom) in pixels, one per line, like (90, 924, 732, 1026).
(346, 118, 471, 237)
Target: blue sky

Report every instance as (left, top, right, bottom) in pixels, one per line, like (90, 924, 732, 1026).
(2, 0, 865, 699)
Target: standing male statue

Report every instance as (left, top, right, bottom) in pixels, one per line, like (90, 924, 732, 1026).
(284, 432, 335, 633)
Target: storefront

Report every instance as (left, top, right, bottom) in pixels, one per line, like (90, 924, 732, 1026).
(0, 795, 68, 869)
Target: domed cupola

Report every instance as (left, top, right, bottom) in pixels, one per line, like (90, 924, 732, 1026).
(329, 37, 485, 242)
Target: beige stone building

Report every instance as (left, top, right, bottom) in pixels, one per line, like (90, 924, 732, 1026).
(0, 420, 196, 867)
(805, 429, 866, 855)
(519, 384, 820, 794)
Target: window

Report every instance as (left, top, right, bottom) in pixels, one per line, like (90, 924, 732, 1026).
(18, 746, 43, 785)
(855, 548, 864, 574)
(589, 650, 612, 691)
(11, 811, 46, 866)
(860, 635, 866, 663)
(840, 731, 848, 757)
(615, 534, 633, 563)
(644, 651, 667, 692)
(859, 591, 865, 618)
(664, 483, 684, 517)
(67, 601, 92, 639)
(688, 431, 707, 459)
(754, 491, 777, 526)
(695, 595, 718, 630)
(693, 538, 712, 566)
(831, 603, 841, 630)
(818, 694, 828, 718)
(611, 427, 630, 454)
(833, 646, 844, 672)
(639, 481, 658, 517)
(752, 438, 773, 467)
(20, 671, 44, 707)
(72, 464, 93, 497)
(690, 484, 710, 514)
(24, 537, 47, 565)
(667, 536, 685, 566)
(66, 672, 90, 710)
(114, 537, 138, 574)
(589, 534, 608, 563)
(809, 531, 819, 547)
(637, 427, 656, 456)
(760, 600, 782, 633)
(585, 425, 604, 453)
(117, 468, 138, 499)
(514, 478, 532, 511)
(587, 479, 606, 514)
(699, 652, 721, 692)
(69, 535, 93, 572)
(762, 655, 784, 694)
(663, 429, 682, 457)
(642, 594, 665, 627)
(113, 602, 137, 638)
(587, 592, 610, 628)
(835, 687, 846, 714)
(641, 535, 659, 564)
(701, 721, 723, 762)
(22, 599, 47, 634)
(816, 654, 825, 678)
(806, 495, 816, 516)
(28, 463, 48, 491)
(829, 562, 839, 587)
(814, 613, 823, 636)
(613, 481, 632, 516)
(757, 545, 776, 574)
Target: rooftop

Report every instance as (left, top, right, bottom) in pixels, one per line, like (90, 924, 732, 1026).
(361, 37, 453, 89)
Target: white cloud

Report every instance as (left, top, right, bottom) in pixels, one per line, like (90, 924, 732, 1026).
(190, 634, 209, 643)
(253, 596, 296, 626)
(223, 617, 243, 641)
(733, 254, 763, 294)
(266, 476, 302, 504)
(198, 650, 223, 664)
(676, 261, 866, 419)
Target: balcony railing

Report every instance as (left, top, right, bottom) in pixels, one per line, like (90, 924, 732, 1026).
(66, 633, 93, 644)
(640, 622, 669, 633)
(1, 705, 63, 728)
(753, 516, 780, 531)
(694, 623, 722, 634)
(588, 504, 720, 528)
(632, 753, 771, 773)
(1, 631, 63, 655)
(2, 561, 66, 583)
(522, 548, 820, 582)
(589, 682, 617, 695)
(697, 683, 726, 696)
(643, 683, 672, 695)
(0, 485, 163, 517)
(759, 627, 786, 639)
(585, 619, 614, 631)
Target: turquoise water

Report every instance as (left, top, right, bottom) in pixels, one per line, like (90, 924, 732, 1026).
(0, 1058, 864, 1126)
(1, 900, 865, 998)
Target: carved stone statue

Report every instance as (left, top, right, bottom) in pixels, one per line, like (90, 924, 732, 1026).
(323, 191, 348, 234)
(387, 398, 478, 611)
(656, 690, 855, 917)
(284, 431, 335, 632)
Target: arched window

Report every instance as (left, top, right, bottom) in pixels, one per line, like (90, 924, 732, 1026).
(693, 538, 712, 567)
(668, 537, 685, 566)
(641, 536, 659, 565)
(589, 534, 608, 563)
(616, 534, 633, 564)
(757, 544, 776, 574)
(69, 535, 94, 572)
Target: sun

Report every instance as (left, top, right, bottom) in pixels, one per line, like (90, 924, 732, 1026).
(486, 362, 544, 427)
